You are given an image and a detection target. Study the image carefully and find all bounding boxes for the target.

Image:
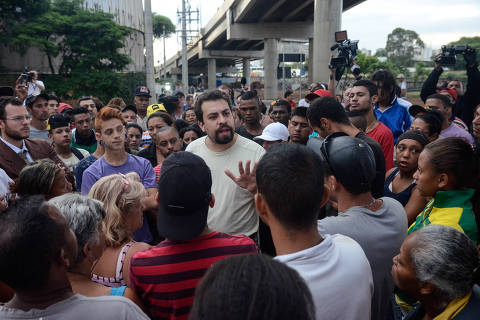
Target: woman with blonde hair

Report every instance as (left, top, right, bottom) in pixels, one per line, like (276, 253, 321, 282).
(89, 172, 150, 288)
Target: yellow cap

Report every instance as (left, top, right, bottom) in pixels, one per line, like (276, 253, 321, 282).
(147, 104, 167, 118)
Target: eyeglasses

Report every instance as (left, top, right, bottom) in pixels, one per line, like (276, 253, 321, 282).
(4, 115, 32, 122)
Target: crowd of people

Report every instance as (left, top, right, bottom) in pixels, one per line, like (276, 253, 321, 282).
(0, 47, 480, 320)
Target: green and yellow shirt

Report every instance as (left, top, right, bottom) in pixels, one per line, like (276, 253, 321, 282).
(408, 189, 478, 244)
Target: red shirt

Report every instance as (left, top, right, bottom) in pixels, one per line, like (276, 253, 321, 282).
(129, 231, 258, 320)
(153, 163, 162, 185)
(367, 122, 394, 171)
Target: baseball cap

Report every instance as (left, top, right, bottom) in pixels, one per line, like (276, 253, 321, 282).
(146, 104, 167, 118)
(305, 89, 332, 101)
(48, 114, 70, 130)
(438, 88, 458, 103)
(25, 93, 49, 108)
(254, 122, 289, 142)
(58, 103, 73, 114)
(134, 86, 151, 97)
(318, 132, 375, 191)
(409, 104, 432, 117)
(157, 151, 212, 241)
(397, 74, 405, 79)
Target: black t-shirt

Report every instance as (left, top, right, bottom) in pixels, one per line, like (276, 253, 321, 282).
(235, 126, 262, 145)
(355, 132, 386, 199)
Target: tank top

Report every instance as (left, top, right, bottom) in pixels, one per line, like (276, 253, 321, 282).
(91, 241, 134, 288)
(383, 168, 416, 206)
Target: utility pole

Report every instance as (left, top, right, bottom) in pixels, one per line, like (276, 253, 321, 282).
(163, 25, 167, 79)
(181, 0, 188, 93)
(144, 0, 155, 103)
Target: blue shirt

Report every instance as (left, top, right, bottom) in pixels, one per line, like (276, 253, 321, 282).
(374, 97, 411, 143)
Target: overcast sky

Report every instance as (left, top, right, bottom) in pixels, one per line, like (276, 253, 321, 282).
(152, 0, 480, 65)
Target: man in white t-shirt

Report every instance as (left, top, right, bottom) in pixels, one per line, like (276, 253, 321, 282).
(314, 133, 407, 320)
(186, 90, 265, 237)
(397, 74, 407, 97)
(255, 143, 373, 320)
(0, 196, 148, 320)
(26, 71, 45, 96)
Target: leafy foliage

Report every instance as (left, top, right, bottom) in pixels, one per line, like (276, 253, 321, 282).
(386, 27, 424, 68)
(3, 0, 133, 100)
(356, 51, 405, 77)
(413, 62, 429, 82)
(152, 13, 175, 38)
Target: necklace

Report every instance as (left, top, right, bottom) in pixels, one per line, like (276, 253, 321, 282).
(363, 198, 376, 208)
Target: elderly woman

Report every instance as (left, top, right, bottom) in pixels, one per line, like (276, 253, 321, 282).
(392, 225, 480, 319)
(49, 194, 143, 309)
(88, 172, 150, 288)
(11, 159, 71, 200)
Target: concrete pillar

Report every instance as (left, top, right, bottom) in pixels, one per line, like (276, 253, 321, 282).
(143, 0, 155, 103)
(208, 58, 216, 90)
(264, 38, 279, 101)
(242, 58, 251, 87)
(308, 38, 314, 84)
(313, 0, 342, 83)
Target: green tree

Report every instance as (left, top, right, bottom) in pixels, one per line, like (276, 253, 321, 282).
(447, 36, 480, 70)
(386, 27, 424, 68)
(152, 13, 175, 38)
(413, 62, 429, 82)
(374, 48, 387, 57)
(8, 0, 132, 101)
(356, 52, 380, 75)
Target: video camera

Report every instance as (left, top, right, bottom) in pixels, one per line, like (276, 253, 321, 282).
(19, 67, 34, 85)
(330, 31, 359, 81)
(439, 45, 470, 66)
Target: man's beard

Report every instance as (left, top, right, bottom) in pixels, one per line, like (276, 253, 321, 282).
(213, 125, 234, 144)
(4, 125, 29, 140)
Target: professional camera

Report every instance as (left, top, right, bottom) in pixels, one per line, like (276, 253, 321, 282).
(330, 31, 359, 81)
(439, 45, 469, 66)
(19, 67, 33, 85)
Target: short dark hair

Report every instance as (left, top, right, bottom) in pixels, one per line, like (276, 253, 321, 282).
(147, 111, 174, 128)
(291, 106, 308, 119)
(240, 90, 258, 101)
(371, 70, 396, 101)
(0, 96, 23, 119)
(179, 125, 203, 139)
(415, 112, 443, 137)
(71, 106, 90, 120)
(76, 96, 94, 108)
(347, 110, 367, 132)
(426, 93, 452, 110)
(48, 94, 60, 103)
(0, 196, 65, 291)
(273, 99, 292, 114)
(284, 90, 293, 98)
(195, 90, 232, 123)
(190, 254, 315, 320)
(307, 97, 350, 128)
(256, 143, 325, 231)
(126, 122, 143, 136)
(176, 91, 185, 98)
(352, 79, 378, 97)
(182, 107, 195, 120)
(174, 119, 189, 132)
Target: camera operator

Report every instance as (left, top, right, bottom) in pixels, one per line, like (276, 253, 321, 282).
(16, 70, 45, 96)
(420, 47, 479, 128)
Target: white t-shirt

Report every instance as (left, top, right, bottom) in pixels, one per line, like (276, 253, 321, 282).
(317, 197, 407, 320)
(0, 168, 13, 196)
(275, 234, 373, 320)
(186, 135, 265, 236)
(58, 148, 91, 172)
(0, 294, 149, 320)
(27, 80, 44, 96)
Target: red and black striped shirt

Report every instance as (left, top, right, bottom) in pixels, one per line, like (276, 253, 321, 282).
(129, 231, 258, 320)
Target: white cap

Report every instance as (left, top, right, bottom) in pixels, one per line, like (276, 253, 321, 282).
(254, 122, 289, 142)
(298, 99, 310, 107)
(397, 74, 405, 79)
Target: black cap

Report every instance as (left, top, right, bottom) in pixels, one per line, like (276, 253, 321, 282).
(25, 93, 50, 108)
(157, 151, 212, 240)
(134, 86, 151, 97)
(409, 104, 430, 117)
(48, 114, 70, 131)
(319, 132, 375, 191)
(122, 104, 137, 114)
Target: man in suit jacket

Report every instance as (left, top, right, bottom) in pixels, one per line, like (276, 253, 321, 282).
(0, 96, 74, 188)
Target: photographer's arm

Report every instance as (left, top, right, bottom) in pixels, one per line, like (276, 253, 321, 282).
(463, 49, 480, 127)
(328, 55, 336, 97)
(420, 53, 443, 102)
(32, 80, 45, 91)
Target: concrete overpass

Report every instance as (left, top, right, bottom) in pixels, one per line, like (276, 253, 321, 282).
(163, 0, 365, 99)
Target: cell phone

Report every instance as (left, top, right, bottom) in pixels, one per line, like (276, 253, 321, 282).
(335, 31, 348, 43)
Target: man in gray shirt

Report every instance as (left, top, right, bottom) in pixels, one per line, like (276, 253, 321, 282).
(25, 94, 50, 141)
(313, 133, 407, 320)
(0, 196, 148, 320)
